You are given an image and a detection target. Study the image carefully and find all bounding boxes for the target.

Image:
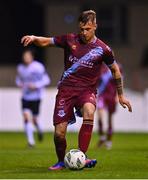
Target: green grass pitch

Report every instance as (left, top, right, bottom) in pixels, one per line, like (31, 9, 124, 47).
(0, 132, 148, 179)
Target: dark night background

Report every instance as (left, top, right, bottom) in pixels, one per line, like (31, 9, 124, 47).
(0, 0, 44, 64)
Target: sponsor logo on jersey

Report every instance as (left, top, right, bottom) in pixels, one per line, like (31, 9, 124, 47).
(69, 46, 103, 68)
(62, 47, 104, 81)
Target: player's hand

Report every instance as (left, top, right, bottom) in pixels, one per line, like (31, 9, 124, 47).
(118, 95, 132, 112)
(28, 83, 37, 90)
(18, 84, 24, 88)
(21, 35, 36, 46)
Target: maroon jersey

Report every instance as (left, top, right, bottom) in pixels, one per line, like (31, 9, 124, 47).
(53, 33, 115, 89)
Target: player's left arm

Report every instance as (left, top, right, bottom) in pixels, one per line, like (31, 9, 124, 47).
(109, 62, 132, 112)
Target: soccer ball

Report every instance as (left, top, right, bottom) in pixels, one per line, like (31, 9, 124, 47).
(64, 149, 86, 170)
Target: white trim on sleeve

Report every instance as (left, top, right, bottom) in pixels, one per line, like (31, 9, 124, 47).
(51, 37, 55, 45)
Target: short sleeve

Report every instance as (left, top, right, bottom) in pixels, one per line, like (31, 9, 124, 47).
(103, 46, 115, 67)
(17, 64, 22, 74)
(53, 35, 68, 48)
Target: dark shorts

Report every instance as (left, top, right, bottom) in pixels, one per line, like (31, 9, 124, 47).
(53, 86, 96, 125)
(22, 99, 41, 116)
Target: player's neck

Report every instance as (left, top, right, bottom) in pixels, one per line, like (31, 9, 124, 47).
(87, 36, 97, 44)
(24, 61, 33, 66)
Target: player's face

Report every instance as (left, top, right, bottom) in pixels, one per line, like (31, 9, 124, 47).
(22, 51, 33, 65)
(79, 20, 97, 43)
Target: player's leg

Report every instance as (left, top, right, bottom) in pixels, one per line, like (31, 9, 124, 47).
(107, 111, 113, 141)
(79, 102, 95, 153)
(54, 122, 68, 162)
(32, 116, 43, 141)
(98, 109, 104, 135)
(77, 90, 97, 167)
(97, 97, 104, 135)
(48, 87, 74, 170)
(105, 111, 113, 149)
(78, 102, 97, 168)
(97, 108, 106, 147)
(23, 108, 35, 147)
(96, 96, 106, 147)
(31, 100, 43, 141)
(105, 98, 116, 149)
(48, 122, 68, 170)
(23, 111, 35, 147)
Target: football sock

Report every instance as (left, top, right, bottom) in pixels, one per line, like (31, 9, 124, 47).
(98, 118, 103, 135)
(107, 127, 112, 141)
(33, 118, 43, 133)
(78, 119, 93, 153)
(100, 135, 106, 141)
(54, 136, 67, 162)
(105, 140, 112, 150)
(24, 121, 35, 145)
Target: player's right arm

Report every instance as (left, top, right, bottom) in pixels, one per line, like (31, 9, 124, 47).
(15, 71, 23, 88)
(103, 46, 132, 112)
(15, 65, 24, 88)
(21, 35, 55, 47)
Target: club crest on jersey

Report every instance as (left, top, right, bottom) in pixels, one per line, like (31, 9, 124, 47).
(58, 110, 66, 117)
(71, 44, 77, 50)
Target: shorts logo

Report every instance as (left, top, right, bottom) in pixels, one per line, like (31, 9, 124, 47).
(58, 110, 66, 117)
(59, 99, 65, 106)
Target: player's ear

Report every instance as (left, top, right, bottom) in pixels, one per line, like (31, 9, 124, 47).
(94, 23, 97, 30)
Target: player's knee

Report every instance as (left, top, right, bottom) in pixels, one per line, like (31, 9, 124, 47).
(83, 103, 95, 119)
(54, 122, 67, 139)
(54, 129, 66, 139)
(24, 119, 28, 124)
(23, 112, 30, 121)
(23, 115, 30, 123)
(83, 109, 95, 119)
(32, 117, 37, 125)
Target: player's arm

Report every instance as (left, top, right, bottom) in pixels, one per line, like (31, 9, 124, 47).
(15, 66, 24, 88)
(21, 35, 55, 47)
(109, 62, 132, 112)
(33, 73, 51, 89)
(15, 75, 23, 88)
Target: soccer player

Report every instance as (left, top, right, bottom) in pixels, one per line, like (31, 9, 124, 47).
(16, 49, 51, 147)
(97, 63, 120, 149)
(21, 10, 132, 170)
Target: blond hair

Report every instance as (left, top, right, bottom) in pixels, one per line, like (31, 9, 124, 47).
(78, 10, 96, 24)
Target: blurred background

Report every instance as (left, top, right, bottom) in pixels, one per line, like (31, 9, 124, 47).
(0, 0, 148, 132)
